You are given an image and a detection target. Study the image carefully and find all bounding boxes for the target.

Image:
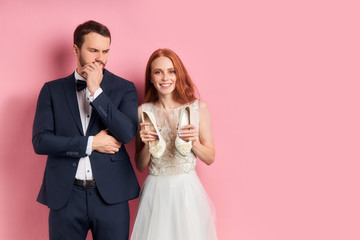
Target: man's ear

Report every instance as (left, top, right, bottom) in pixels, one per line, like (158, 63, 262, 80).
(73, 44, 79, 56)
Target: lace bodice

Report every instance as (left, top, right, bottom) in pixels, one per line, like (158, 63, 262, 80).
(141, 100, 199, 176)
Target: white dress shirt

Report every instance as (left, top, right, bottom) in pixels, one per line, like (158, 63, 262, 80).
(74, 70, 103, 180)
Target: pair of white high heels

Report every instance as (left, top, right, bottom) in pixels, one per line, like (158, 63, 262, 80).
(142, 106, 192, 158)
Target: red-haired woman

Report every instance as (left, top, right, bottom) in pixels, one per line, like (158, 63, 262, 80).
(130, 49, 217, 240)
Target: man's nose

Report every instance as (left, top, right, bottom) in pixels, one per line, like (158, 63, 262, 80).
(95, 53, 105, 66)
(96, 52, 104, 61)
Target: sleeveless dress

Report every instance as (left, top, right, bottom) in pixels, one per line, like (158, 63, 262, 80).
(130, 100, 218, 240)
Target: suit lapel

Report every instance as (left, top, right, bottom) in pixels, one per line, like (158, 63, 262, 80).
(87, 109, 98, 136)
(62, 73, 84, 136)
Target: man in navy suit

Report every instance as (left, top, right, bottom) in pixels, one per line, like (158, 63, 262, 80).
(33, 20, 140, 240)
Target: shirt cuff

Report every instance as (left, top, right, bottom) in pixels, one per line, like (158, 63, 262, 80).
(86, 88, 103, 102)
(86, 136, 94, 156)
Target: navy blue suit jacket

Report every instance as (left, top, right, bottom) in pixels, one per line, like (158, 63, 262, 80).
(33, 69, 140, 210)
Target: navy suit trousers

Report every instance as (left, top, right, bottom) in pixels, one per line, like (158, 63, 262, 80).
(49, 185, 130, 240)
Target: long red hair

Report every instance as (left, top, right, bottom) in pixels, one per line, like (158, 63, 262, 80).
(144, 48, 197, 104)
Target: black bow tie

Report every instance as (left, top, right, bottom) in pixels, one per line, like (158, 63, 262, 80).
(76, 80, 87, 91)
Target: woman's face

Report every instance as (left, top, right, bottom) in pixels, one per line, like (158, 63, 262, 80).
(150, 56, 177, 96)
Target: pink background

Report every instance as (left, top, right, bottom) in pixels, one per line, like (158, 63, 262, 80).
(1, 0, 360, 239)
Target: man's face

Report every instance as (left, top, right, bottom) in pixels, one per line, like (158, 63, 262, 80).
(74, 32, 110, 72)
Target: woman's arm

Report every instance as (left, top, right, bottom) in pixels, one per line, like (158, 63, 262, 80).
(179, 100, 215, 165)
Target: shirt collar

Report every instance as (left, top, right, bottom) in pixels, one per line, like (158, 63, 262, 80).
(74, 69, 86, 81)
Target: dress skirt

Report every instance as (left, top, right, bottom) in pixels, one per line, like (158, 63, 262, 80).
(130, 172, 217, 240)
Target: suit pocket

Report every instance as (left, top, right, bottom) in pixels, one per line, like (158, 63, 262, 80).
(110, 150, 129, 162)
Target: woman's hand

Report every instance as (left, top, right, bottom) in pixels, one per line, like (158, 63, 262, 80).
(178, 124, 198, 142)
(139, 123, 159, 144)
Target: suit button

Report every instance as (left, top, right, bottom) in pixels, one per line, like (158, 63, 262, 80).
(72, 162, 77, 167)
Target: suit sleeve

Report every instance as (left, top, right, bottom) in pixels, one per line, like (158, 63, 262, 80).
(32, 83, 88, 157)
(90, 82, 138, 144)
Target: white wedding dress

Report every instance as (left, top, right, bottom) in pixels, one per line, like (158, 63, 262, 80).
(130, 100, 218, 240)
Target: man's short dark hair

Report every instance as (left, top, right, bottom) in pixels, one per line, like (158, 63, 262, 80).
(74, 20, 111, 49)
